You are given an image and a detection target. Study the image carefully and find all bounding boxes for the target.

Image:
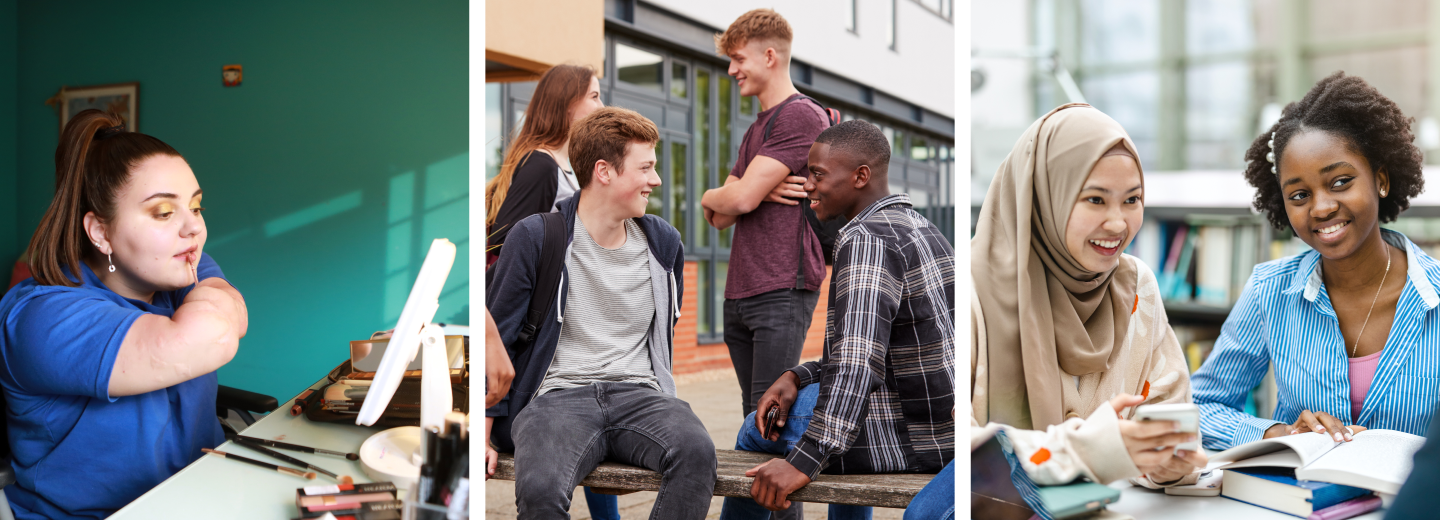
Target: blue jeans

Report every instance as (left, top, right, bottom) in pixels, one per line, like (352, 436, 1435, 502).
(583, 488, 619, 520)
(719, 384, 872, 520)
(903, 460, 955, 520)
(513, 383, 717, 520)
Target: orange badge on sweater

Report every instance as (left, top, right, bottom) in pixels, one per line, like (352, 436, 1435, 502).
(1030, 447, 1052, 465)
(1142, 380, 1151, 400)
(1133, 294, 1139, 314)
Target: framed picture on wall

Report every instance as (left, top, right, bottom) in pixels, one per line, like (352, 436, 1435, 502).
(52, 82, 139, 134)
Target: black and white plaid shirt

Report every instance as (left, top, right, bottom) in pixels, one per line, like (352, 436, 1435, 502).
(785, 193, 957, 477)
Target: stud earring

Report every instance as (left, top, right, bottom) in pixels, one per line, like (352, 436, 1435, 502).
(108, 253, 115, 273)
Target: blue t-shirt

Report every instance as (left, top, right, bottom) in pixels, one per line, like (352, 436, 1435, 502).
(0, 254, 231, 519)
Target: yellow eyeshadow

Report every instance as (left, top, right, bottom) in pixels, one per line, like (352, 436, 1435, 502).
(154, 202, 176, 214)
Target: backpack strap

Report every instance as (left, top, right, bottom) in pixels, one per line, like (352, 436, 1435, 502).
(760, 94, 835, 290)
(515, 211, 568, 350)
(762, 94, 838, 142)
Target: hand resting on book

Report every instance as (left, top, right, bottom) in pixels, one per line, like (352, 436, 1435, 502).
(1264, 409, 1367, 443)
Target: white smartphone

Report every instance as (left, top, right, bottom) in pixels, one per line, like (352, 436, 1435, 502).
(1132, 403, 1200, 453)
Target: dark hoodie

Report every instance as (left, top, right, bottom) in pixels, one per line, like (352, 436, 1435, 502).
(485, 192, 685, 452)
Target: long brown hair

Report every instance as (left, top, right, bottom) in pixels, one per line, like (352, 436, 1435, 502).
(485, 64, 596, 228)
(28, 109, 182, 286)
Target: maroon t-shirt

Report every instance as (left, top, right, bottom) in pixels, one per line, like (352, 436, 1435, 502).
(725, 93, 828, 299)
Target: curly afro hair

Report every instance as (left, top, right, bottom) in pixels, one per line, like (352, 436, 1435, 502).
(1243, 71, 1424, 231)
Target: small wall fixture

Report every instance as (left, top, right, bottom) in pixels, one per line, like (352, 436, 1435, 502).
(223, 65, 242, 87)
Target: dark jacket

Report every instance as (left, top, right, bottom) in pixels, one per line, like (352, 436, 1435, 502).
(487, 151, 561, 262)
(484, 192, 685, 452)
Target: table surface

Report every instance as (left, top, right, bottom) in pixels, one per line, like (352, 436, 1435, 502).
(1107, 481, 1385, 520)
(109, 375, 398, 520)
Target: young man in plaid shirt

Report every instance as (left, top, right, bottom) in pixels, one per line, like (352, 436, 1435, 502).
(719, 120, 956, 519)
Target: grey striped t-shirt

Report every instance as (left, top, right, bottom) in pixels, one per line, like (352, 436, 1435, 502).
(536, 217, 659, 396)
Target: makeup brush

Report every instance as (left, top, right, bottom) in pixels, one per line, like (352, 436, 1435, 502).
(230, 436, 352, 484)
(202, 448, 315, 479)
(234, 435, 360, 461)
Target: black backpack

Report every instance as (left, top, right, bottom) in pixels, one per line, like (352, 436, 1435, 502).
(761, 94, 845, 287)
(484, 211, 567, 354)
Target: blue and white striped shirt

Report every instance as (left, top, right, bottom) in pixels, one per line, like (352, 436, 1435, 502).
(1193, 229, 1440, 450)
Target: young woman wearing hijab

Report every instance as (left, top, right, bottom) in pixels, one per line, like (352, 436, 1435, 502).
(972, 103, 1207, 488)
(1193, 72, 1440, 450)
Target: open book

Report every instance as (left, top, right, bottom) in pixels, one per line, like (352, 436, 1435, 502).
(1210, 429, 1425, 495)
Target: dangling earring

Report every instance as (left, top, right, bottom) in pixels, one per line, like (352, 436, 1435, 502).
(108, 252, 115, 273)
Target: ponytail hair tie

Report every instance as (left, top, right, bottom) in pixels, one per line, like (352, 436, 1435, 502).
(94, 124, 126, 140)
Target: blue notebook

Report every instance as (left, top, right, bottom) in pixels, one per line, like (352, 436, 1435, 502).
(1221, 467, 1373, 517)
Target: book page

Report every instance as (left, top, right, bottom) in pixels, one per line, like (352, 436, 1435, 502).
(1212, 431, 1338, 467)
(1299, 429, 1425, 495)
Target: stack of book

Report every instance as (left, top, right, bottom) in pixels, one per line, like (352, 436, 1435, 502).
(1211, 429, 1424, 518)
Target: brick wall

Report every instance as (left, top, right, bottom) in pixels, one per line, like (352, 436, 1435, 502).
(672, 261, 831, 375)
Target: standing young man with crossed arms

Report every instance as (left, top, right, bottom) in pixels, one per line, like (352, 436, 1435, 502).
(702, 8, 830, 434)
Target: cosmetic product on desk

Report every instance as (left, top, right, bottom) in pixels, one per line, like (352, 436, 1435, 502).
(236, 435, 360, 461)
(444, 470, 468, 520)
(408, 411, 468, 520)
(296, 483, 400, 518)
(294, 499, 402, 520)
(292, 389, 316, 416)
(231, 436, 352, 484)
(301, 482, 398, 496)
(202, 448, 316, 480)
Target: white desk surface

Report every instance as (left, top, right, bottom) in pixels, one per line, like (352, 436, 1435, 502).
(1107, 481, 1385, 520)
(110, 375, 395, 520)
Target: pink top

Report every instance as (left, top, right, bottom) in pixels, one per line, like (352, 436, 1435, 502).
(1348, 350, 1385, 423)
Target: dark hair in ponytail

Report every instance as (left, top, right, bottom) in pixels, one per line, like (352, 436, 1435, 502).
(28, 109, 182, 287)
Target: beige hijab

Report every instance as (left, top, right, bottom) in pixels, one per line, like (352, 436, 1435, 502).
(972, 103, 1142, 430)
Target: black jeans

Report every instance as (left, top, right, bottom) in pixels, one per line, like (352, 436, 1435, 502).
(512, 383, 717, 520)
(723, 288, 820, 418)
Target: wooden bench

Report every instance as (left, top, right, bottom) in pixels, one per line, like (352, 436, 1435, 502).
(493, 449, 936, 509)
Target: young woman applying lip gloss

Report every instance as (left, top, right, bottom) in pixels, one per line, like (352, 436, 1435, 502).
(972, 103, 1206, 489)
(0, 109, 247, 520)
(1194, 72, 1440, 450)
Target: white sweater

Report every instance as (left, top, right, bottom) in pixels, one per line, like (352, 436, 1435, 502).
(971, 257, 1199, 487)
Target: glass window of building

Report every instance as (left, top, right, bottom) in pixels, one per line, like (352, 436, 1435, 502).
(719, 76, 734, 247)
(694, 69, 711, 248)
(672, 61, 689, 99)
(616, 43, 663, 92)
(672, 141, 687, 242)
(486, 83, 503, 181)
(886, 0, 897, 50)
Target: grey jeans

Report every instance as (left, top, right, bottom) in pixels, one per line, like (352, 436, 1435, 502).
(512, 383, 718, 520)
(724, 288, 820, 418)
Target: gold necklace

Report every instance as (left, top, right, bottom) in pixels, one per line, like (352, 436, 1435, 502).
(1349, 244, 1392, 357)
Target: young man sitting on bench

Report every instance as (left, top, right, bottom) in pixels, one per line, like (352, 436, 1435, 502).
(720, 121, 957, 520)
(485, 107, 716, 520)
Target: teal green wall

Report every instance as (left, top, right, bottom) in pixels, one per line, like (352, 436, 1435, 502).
(13, 2, 468, 401)
(0, 0, 16, 270)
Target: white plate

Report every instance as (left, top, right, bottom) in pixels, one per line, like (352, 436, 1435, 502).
(359, 426, 422, 489)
